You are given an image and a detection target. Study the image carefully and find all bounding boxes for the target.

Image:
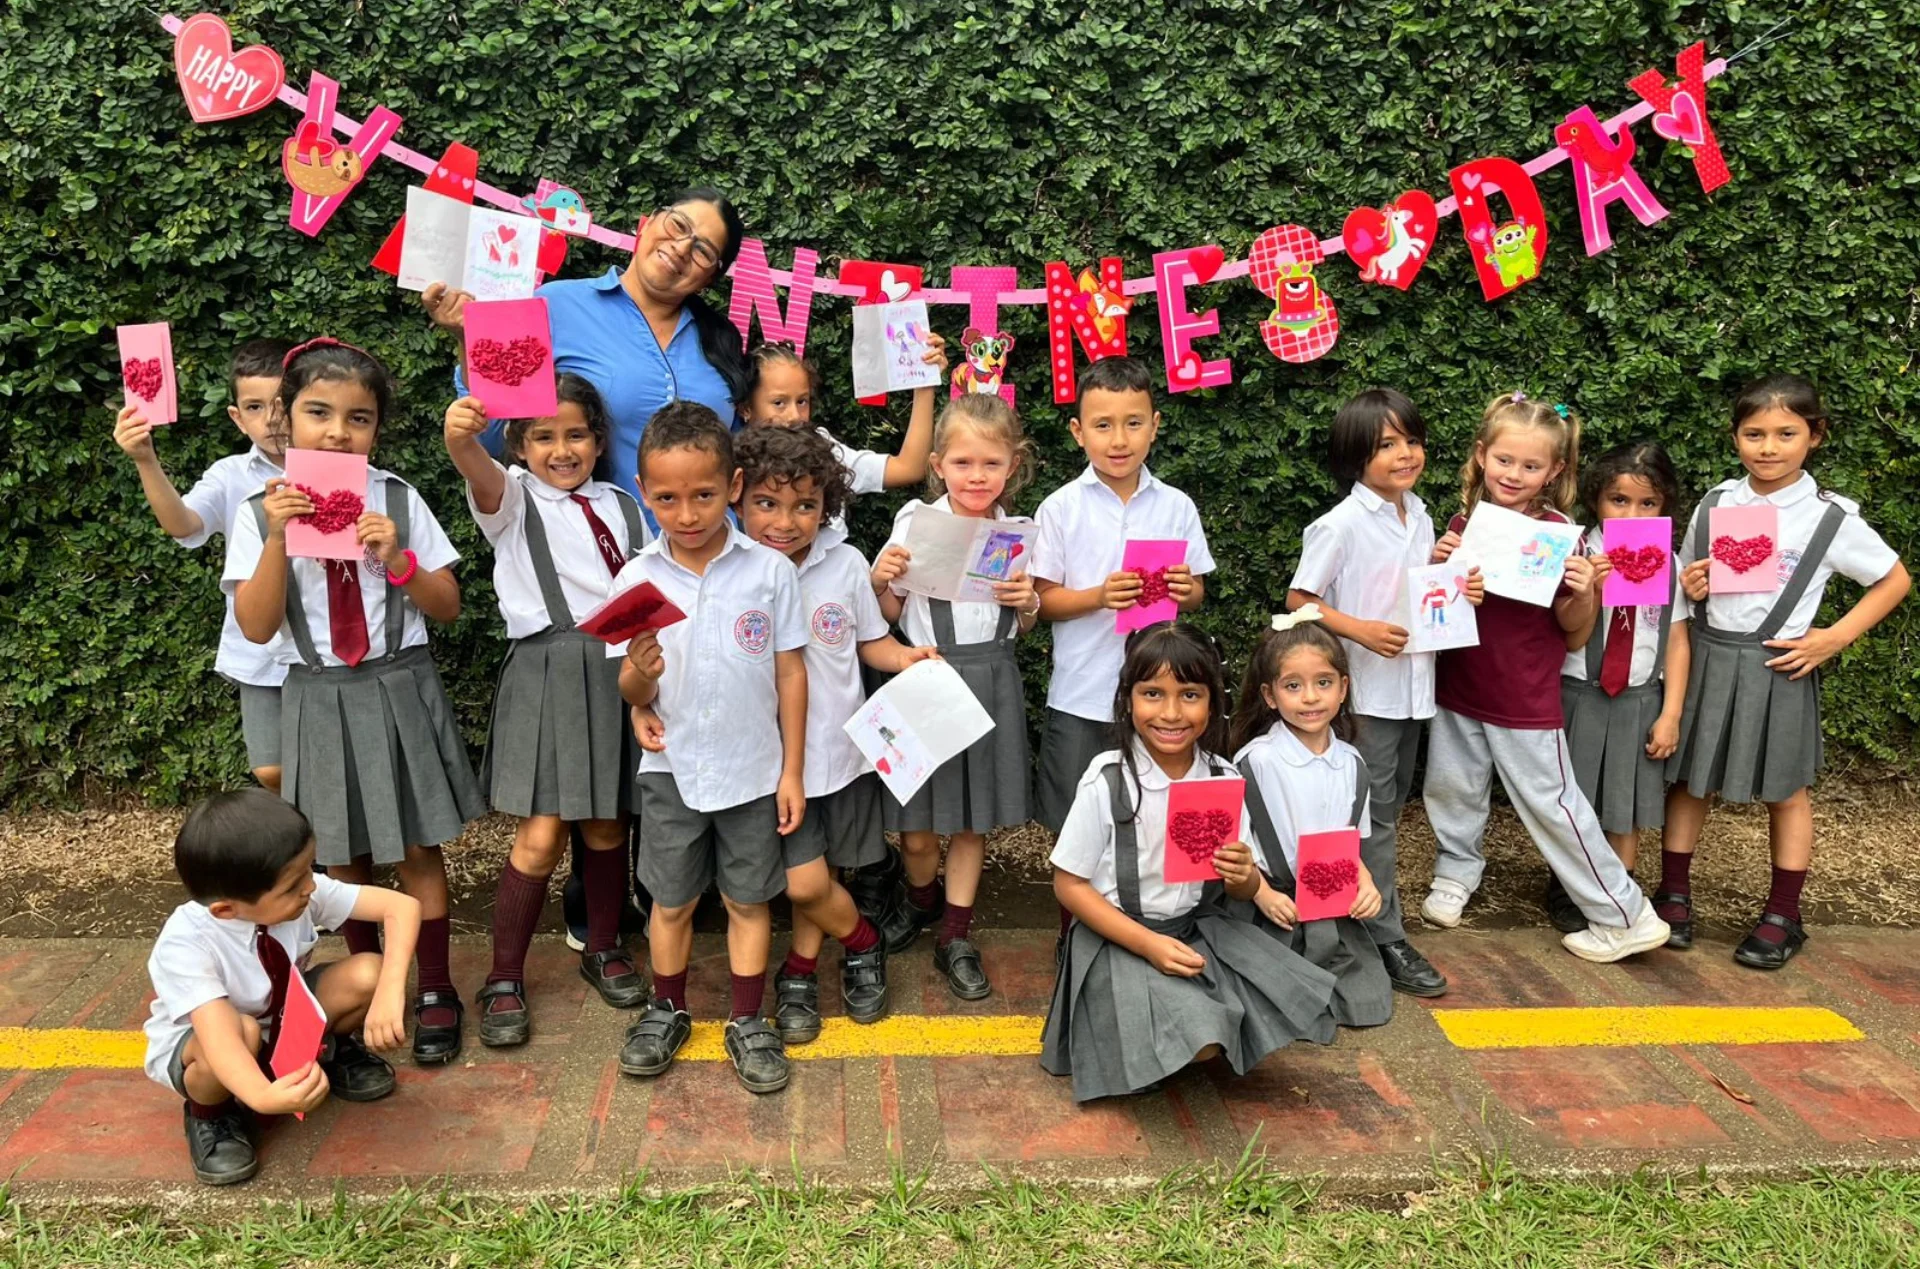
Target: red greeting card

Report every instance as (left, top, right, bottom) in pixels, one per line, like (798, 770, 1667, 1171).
(1163, 776, 1245, 884)
(1294, 827, 1362, 922)
(579, 581, 687, 645)
(465, 298, 558, 420)
(117, 322, 178, 425)
(1708, 504, 1780, 594)
(1118, 539, 1186, 634)
(267, 964, 328, 1119)
(1602, 515, 1673, 607)
(282, 449, 370, 561)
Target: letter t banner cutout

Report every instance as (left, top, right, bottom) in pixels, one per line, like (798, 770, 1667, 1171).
(282, 73, 402, 239)
(728, 239, 820, 357)
(1152, 249, 1232, 394)
(1449, 157, 1549, 302)
(1044, 258, 1129, 404)
(1554, 107, 1668, 256)
(1628, 41, 1731, 195)
(840, 261, 923, 407)
(948, 266, 1020, 406)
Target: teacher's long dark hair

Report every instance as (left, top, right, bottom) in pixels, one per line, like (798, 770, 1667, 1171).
(664, 187, 751, 408)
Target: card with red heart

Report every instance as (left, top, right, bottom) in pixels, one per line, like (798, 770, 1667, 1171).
(578, 580, 687, 645)
(1163, 776, 1244, 884)
(283, 449, 370, 561)
(1708, 505, 1780, 594)
(461, 207, 543, 301)
(1118, 539, 1187, 634)
(1601, 516, 1672, 607)
(116, 322, 177, 425)
(465, 298, 558, 420)
(1294, 826, 1362, 921)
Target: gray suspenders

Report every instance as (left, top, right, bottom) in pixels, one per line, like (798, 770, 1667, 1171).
(250, 478, 411, 670)
(1242, 754, 1369, 896)
(1099, 757, 1230, 920)
(1686, 488, 1848, 641)
(515, 474, 645, 633)
(927, 596, 1018, 655)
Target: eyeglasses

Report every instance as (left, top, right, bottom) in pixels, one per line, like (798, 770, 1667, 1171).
(651, 207, 721, 271)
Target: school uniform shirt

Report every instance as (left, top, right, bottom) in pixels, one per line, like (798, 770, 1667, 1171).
(176, 447, 289, 688)
(1049, 743, 1263, 921)
(1031, 466, 1216, 722)
(793, 526, 892, 798)
(884, 497, 1032, 647)
(469, 463, 643, 639)
(1235, 724, 1372, 876)
(825, 431, 888, 497)
(604, 526, 807, 812)
(221, 469, 461, 666)
(1291, 483, 1436, 720)
(1560, 526, 1688, 688)
(1681, 474, 1899, 641)
(1435, 508, 1573, 730)
(141, 875, 361, 1089)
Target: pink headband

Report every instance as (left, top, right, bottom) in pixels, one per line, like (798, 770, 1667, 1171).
(282, 336, 374, 369)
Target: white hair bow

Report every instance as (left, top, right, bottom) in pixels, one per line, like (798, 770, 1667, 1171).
(1271, 604, 1323, 632)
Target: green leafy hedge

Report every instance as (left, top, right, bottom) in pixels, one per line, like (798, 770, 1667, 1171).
(3, 1, 1916, 805)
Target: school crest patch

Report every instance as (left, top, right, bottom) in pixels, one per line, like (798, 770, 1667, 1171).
(1777, 548, 1802, 588)
(734, 609, 772, 655)
(812, 602, 851, 648)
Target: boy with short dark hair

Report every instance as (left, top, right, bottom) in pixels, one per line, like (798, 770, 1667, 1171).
(143, 789, 420, 1185)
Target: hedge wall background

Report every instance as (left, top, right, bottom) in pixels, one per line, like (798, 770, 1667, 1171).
(2, 1, 1916, 806)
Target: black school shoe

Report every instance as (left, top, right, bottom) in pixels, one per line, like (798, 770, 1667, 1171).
(580, 948, 649, 1009)
(1378, 940, 1448, 997)
(1654, 891, 1695, 949)
(619, 1001, 693, 1077)
(724, 1017, 791, 1094)
(934, 937, 991, 1001)
(772, 972, 823, 1044)
(477, 980, 532, 1048)
(1733, 913, 1807, 970)
(411, 989, 464, 1065)
(880, 896, 944, 955)
(183, 1101, 257, 1186)
(842, 945, 889, 1023)
(321, 1033, 396, 1101)
(1543, 876, 1589, 934)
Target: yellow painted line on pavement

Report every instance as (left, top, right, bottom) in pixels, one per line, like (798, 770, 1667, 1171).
(0, 1028, 146, 1070)
(681, 1014, 1046, 1062)
(1433, 1006, 1863, 1050)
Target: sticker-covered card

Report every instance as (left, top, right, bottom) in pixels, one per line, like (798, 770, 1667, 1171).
(1404, 563, 1480, 652)
(1457, 501, 1583, 608)
(1708, 504, 1780, 594)
(1294, 827, 1363, 921)
(1118, 539, 1186, 634)
(1602, 516, 1673, 607)
(282, 449, 370, 561)
(117, 322, 178, 425)
(844, 659, 996, 803)
(1164, 776, 1245, 884)
(464, 298, 557, 420)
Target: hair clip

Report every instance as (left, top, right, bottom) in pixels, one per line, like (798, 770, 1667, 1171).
(1510, 390, 1528, 403)
(1271, 604, 1324, 633)
(1553, 403, 1570, 419)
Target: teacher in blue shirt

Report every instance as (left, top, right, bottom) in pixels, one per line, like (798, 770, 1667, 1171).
(424, 187, 749, 494)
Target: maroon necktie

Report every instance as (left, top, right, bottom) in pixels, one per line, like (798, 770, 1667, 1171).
(1599, 606, 1635, 697)
(255, 924, 292, 1040)
(326, 560, 370, 667)
(571, 494, 626, 576)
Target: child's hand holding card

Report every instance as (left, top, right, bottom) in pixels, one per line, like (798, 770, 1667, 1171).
(1118, 539, 1186, 633)
(117, 322, 178, 426)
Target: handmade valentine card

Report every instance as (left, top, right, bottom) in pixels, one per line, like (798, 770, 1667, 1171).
(373, 142, 479, 277)
(117, 322, 177, 425)
(395, 187, 472, 292)
(841, 261, 924, 407)
(896, 506, 1036, 604)
(283, 449, 370, 561)
(1708, 504, 1780, 594)
(1457, 502, 1583, 608)
(462, 207, 543, 301)
(579, 580, 687, 645)
(1602, 516, 1673, 607)
(1294, 827, 1362, 921)
(1404, 563, 1479, 653)
(174, 12, 285, 123)
(1164, 776, 1245, 885)
(844, 659, 995, 804)
(267, 961, 328, 1119)
(464, 298, 557, 420)
(1118, 539, 1186, 634)
(850, 300, 942, 398)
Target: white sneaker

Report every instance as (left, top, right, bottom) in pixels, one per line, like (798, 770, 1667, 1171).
(1562, 902, 1672, 963)
(1420, 878, 1472, 929)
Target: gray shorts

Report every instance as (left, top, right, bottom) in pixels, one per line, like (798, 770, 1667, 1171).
(635, 774, 784, 907)
(166, 964, 325, 1096)
(230, 680, 283, 771)
(1036, 709, 1114, 833)
(783, 773, 888, 872)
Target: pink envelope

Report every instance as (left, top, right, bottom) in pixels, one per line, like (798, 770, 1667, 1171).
(579, 581, 688, 645)
(267, 963, 328, 1120)
(283, 449, 371, 561)
(1708, 504, 1780, 594)
(465, 298, 558, 420)
(1163, 776, 1245, 884)
(1294, 827, 1362, 921)
(1601, 516, 1673, 607)
(117, 322, 178, 425)
(1118, 539, 1187, 634)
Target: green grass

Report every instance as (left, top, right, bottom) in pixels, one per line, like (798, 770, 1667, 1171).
(4, 1161, 1918, 1268)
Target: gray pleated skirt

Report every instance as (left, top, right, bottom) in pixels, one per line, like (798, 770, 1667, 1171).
(1562, 677, 1669, 834)
(481, 628, 635, 822)
(1041, 906, 1338, 1103)
(1667, 625, 1821, 805)
(881, 644, 1030, 835)
(281, 646, 486, 866)
(1262, 909, 1392, 1029)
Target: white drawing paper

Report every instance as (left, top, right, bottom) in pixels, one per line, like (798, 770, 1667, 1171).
(1456, 501, 1583, 608)
(461, 207, 543, 301)
(896, 504, 1036, 604)
(1404, 562, 1480, 652)
(396, 187, 472, 293)
(851, 300, 943, 397)
(844, 659, 995, 803)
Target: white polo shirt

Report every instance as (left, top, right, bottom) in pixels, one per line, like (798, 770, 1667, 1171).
(884, 497, 1030, 647)
(1049, 743, 1262, 921)
(825, 431, 888, 497)
(223, 469, 461, 667)
(1031, 465, 1215, 721)
(177, 447, 289, 688)
(1680, 474, 1900, 641)
(1290, 483, 1437, 721)
(791, 527, 892, 798)
(142, 875, 361, 1089)
(1235, 724, 1371, 875)
(606, 527, 807, 812)
(469, 463, 645, 640)
(1561, 526, 1688, 688)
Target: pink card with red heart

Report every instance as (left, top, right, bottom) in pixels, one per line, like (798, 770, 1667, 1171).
(283, 448, 371, 561)
(1602, 516, 1672, 607)
(1708, 504, 1779, 594)
(465, 298, 558, 420)
(1294, 827, 1362, 921)
(117, 322, 177, 425)
(267, 961, 328, 1119)
(1163, 776, 1244, 884)
(1118, 539, 1186, 634)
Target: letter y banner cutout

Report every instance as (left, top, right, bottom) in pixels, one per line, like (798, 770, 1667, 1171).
(1628, 41, 1731, 195)
(281, 73, 402, 239)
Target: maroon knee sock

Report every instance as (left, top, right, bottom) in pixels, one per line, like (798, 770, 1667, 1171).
(730, 972, 766, 1021)
(487, 862, 548, 986)
(187, 1097, 235, 1120)
(653, 969, 688, 1012)
(907, 880, 941, 911)
(1656, 850, 1694, 923)
(415, 916, 456, 1027)
(842, 916, 880, 955)
(938, 902, 974, 947)
(782, 950, 819, 978)
(581, 844, 627, 956)
(1059, 904, 1073, 937)
(341, 919, 381, 957)
(1753, 867, 1808, 945)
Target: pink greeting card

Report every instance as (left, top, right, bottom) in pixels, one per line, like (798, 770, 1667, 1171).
(1602, 516, 1673, 607)
(117, 322, 177, 425)
(282, 449, 370, 561)
(1708, 504, 1780, 594)
(1118, 539, 1187, 634)
(465, 298, 558, 420)
(1294, 827, 1362, 922)
(1163, 776, 1245, 884)
(267, 964, 328, 1119)
(579, 581, 687, 645)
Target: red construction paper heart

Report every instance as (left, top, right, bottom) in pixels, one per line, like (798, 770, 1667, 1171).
(1607, 544, 1666, 584)
(1652, 89, 1706, 147)
(1711, 533, 1773, 574)
(1137, 567, 1171, 608)
(470, 337, 550, 387)
(1187, 244, 1224, 284)
(173, 13, 286, 124)
(122, 357, 164, 403)
(1167, 809, 1236, 865)
(293, 485, 365, 535)
(1341, 191, 1437, 291)
(1298, 858, 1358, 902)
